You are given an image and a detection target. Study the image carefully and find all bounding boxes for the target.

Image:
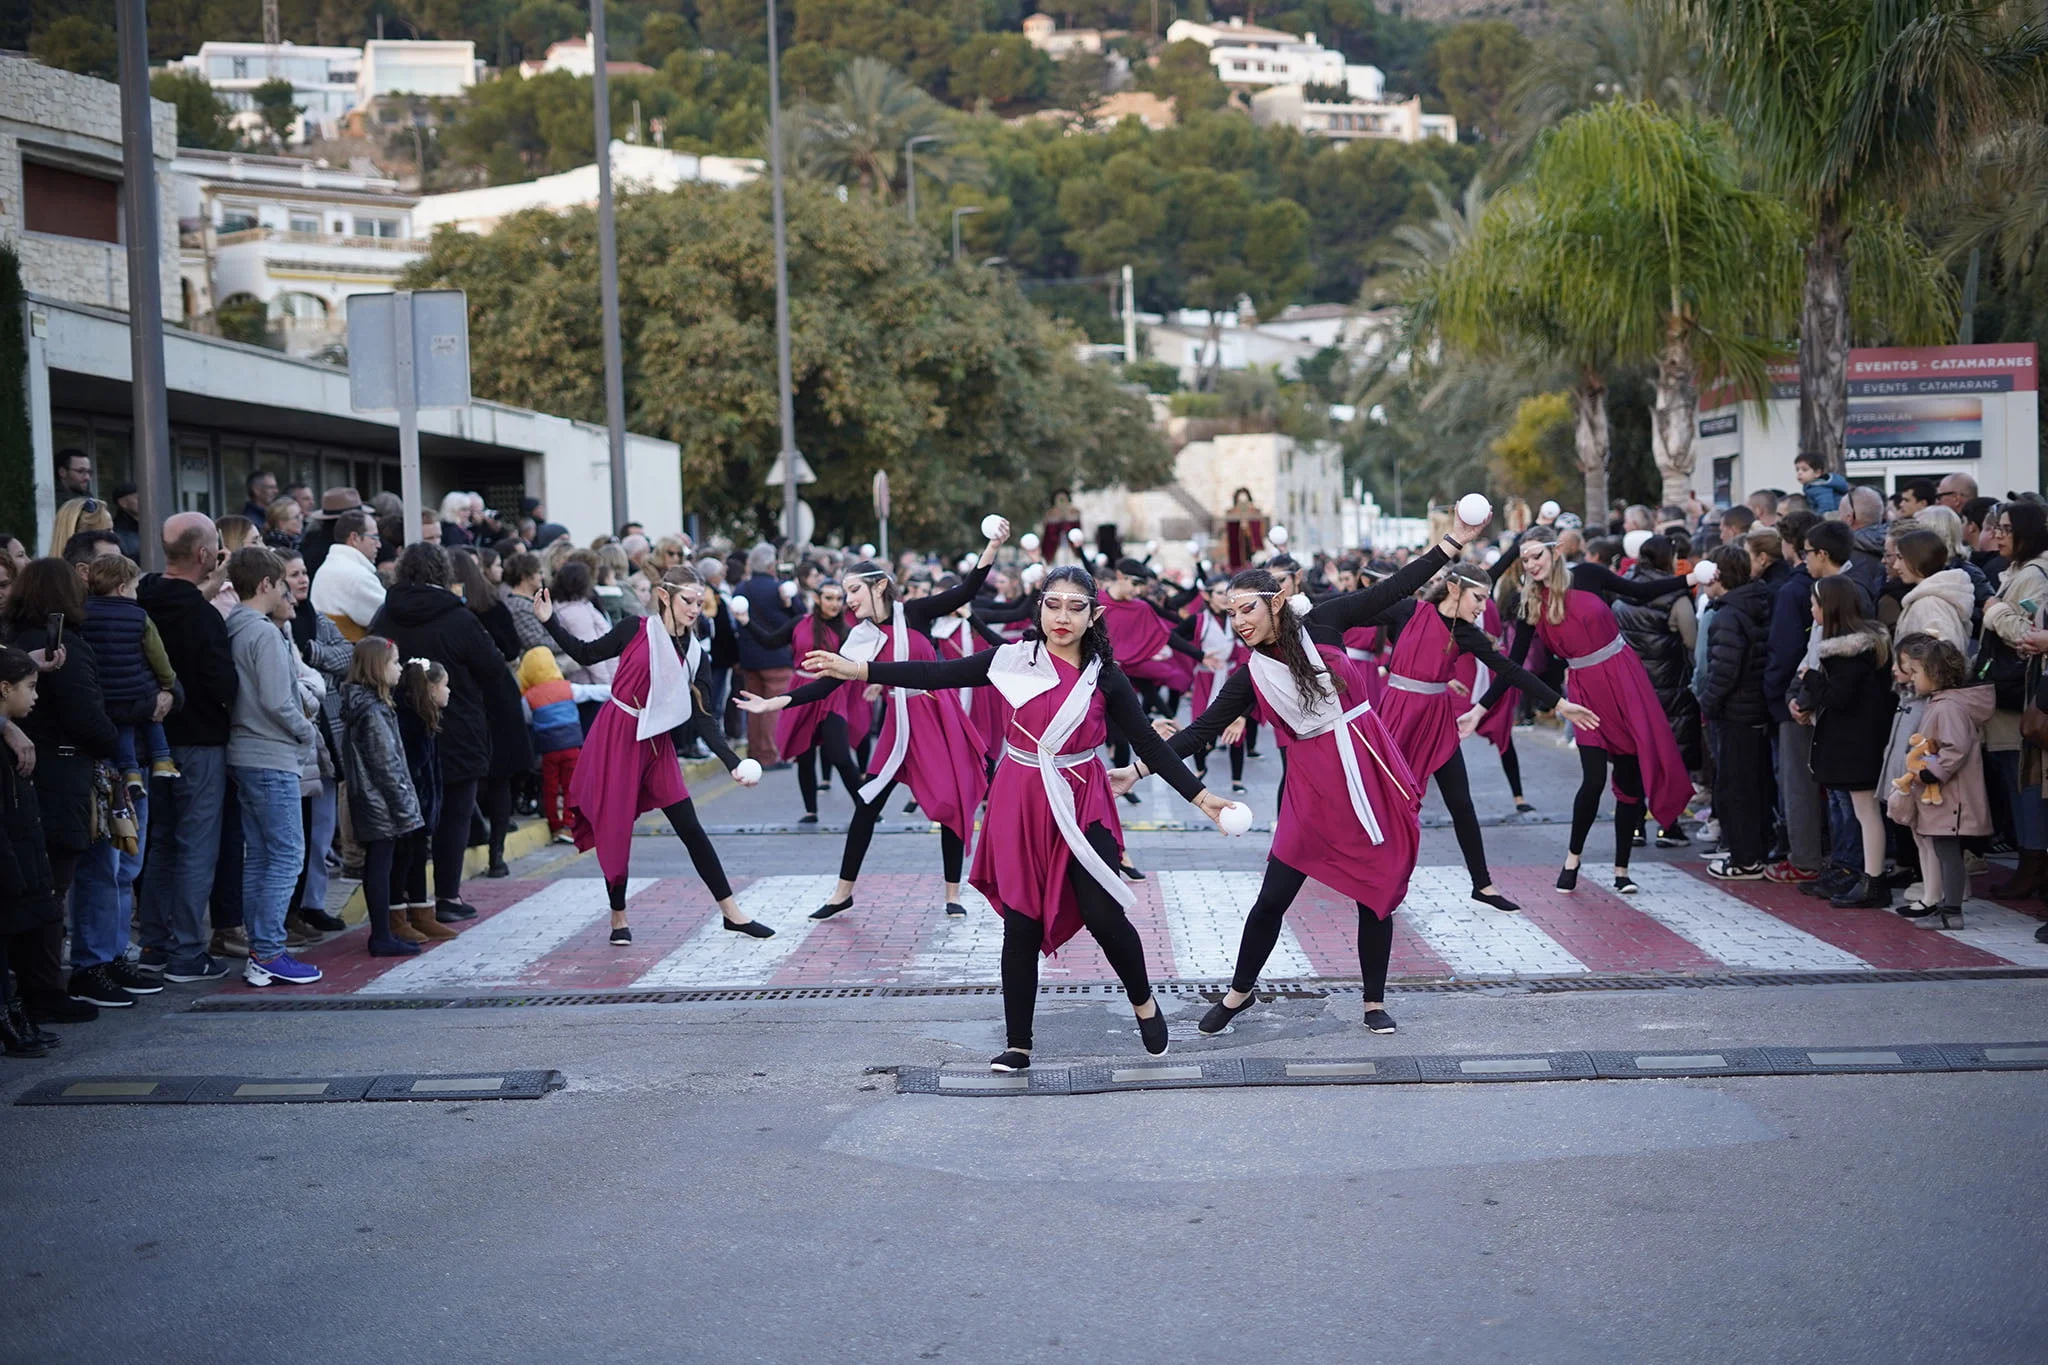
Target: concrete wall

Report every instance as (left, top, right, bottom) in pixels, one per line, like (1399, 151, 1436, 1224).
(0, 58, 181, 319)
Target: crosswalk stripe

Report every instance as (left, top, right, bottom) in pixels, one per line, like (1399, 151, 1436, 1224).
(356, 878, 656, 995)
(630, 875, 841, 988)
(1398, 866, 1591, 976)
(1940, 899, 2048, 966)
(1624, 865, 1871, 971)
(1154, 871, 1313, 980)
(897, 887, 1006, 983)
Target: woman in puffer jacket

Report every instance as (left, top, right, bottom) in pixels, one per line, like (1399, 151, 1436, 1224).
(1696, 546, 1774, 879)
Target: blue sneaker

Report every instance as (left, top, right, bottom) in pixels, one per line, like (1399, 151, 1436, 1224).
(134, 948, 170, 976)
(163, 955, 231, 983)
(243, 952, 322, 987)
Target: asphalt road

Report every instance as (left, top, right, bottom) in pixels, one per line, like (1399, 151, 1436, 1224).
(4, 729, 2044, 1362)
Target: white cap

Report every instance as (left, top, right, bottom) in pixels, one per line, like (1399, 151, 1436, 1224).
(1623, 529, 1652, 559)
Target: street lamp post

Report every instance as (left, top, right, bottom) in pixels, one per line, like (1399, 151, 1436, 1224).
(951, 205, 983, 264)
(116, 0, 171, 571)
(590, 0, 629, 535)
(904, 134, 938, 224)
(766, 0, 800, 547)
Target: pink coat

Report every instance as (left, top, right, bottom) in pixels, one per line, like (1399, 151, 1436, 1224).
(1885, 685, 1995, 836)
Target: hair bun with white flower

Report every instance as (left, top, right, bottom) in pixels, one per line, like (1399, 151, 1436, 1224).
(1287, 592, 1313, 617)
(407, 657, 432, 670)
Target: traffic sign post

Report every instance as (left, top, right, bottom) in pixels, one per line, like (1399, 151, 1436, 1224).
(873, 469, 891, 563)
(348, 290, 470, 546)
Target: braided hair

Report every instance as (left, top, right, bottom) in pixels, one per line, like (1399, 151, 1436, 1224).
(1229, 567, 1342, 712)
(1024, 564, 1115, 665)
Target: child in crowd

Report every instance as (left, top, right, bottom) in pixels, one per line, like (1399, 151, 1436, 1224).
(1793, 454, 1851, 515)
(81, 555, 178, 795)
(517, 646, 608, 843)
(1886, 634, 1995, 929)
(393, 657, 456, 944)
(339, 637, 426, 956)
(1792, 576, 1899, 908)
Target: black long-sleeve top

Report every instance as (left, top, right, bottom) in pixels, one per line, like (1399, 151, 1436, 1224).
(845, 650, 1207, 803)
(743, 609, 854, 653)
(974, 590, 1037, 626)
(1369, 597, 1563, 712)
(1481, 564, 1689, 708)
(781, 567, 995, 706)
(543, 613, 740, 768)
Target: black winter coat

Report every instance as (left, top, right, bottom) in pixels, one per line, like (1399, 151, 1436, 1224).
(1793, 628, 1897, 789)
(138, 573, 237, 748)
(6, 626, 119, 853)
(339, 683, 423, 842)
(368, 583, 530, 784)
(1612, 569, 1701, 764)
(1698, 579, 1772, 729)
(0, 757, 60, 934)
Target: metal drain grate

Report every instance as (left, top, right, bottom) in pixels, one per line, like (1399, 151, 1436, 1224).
(182, 965, 2048, 1013)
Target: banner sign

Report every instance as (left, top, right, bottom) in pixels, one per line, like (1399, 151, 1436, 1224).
(1844, 396, 1983, 463)
(1702, 343, 2037, 409)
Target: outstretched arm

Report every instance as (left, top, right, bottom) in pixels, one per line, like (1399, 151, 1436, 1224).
(1570, 562, 1687, 604)
(861, 650, 999, 691)
(1164, 666, 1257, 756)
(1306, 542, 1455, 632)
(906, 561, 993, 628)
(1102, 666, 1207, 802)
(1453, 619, 1561, 711)
(543, 611, 637, 668)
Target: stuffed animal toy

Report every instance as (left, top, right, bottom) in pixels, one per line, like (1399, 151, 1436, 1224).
(1892, 733, 1945, 806)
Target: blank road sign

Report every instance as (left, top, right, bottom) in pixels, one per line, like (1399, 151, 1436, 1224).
(347, 290, 471, 412)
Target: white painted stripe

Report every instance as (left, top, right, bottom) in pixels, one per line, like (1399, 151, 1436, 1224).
(1623, 865, 1871, 971)
(1154, 870, 1314, 981)
(1397, 865, 1590, 977)
(1940, 899, 2048, 966)
(357, 879, 655, 995)
(897, 886, 1006, 984)
(630, 874, 842, 988)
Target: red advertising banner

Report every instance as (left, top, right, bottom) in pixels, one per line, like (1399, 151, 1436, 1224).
(1702, 343, 2038, 410)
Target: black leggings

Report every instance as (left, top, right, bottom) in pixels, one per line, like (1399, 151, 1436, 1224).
(1432, 746, 1493, 890)
(1109, 680, 1170, 766)
(841, 777, 964, 884)
(795, 715, 865, 816)
(1194, 718, 1260, 782)
(1000, 823, 1154, 1050)
(1569, 746, 1645, 866)
(361, 836, 419, 940)
(480, 778, 514, 862)
(433, 778, 479, 903)
(606, 798, 733, 911)
(1500, 740, 1523, 800)
(1230, 856, 1393, 998)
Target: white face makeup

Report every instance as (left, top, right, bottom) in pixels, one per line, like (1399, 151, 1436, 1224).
(846, 575, 888, 621)
(659, 585, 705, 633)
(1227, 591, 1278, 646)
(1038, 590, 1098, 648)
(1519, 542, 1553, 580)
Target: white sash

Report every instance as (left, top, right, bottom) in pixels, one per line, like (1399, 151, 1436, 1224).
(998, 647, 1133, 912)
(929, 615, 975, 712)
(853, 606, 912, 803)
(1247, 633, 1384, 845)
(1198, 609, 1233, 664)
(632, 616, 694, 741)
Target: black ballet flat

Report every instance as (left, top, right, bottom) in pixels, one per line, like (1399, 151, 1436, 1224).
(810, 897, 854, 920)
(1118, 861, 1146, 882)
(1555, 866, 1579, 892)
(722, 917, 776, 938)
(1613, 874, 1640, 895)
(902, 799, 920, 814)
(990, 1049, 1031, 1073)
(798, 813, 818, 825)
(609, 925, 633, 945)
(1120, 790, 1142, 806)
(1471, 889, 1521, 914)
(1198, 995, 1256, 1035)
(1136, 1003, 1169, 1056)
(1513, 799, 1536, 815)
(1362, 1008, 1397, 1034)
(944, 901, 967, 918)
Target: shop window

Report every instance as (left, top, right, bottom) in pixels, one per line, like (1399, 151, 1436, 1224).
(22, 159, 120, 243)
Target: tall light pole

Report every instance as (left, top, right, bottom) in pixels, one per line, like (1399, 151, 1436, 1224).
(904, 133, 938, 224)
(117, 0, 171, 571)
(951, 205, 983, 264)
(767, 0, 800, 547)
(591, 0, 629, 535)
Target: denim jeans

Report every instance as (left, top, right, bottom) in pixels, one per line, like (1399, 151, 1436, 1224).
(138, 745, 227, 971)
(67, 794, 146, 971)
(1827, 787, 1861, 871)
(234, 766, 305, 962)
(300, 780, 337, 912)
(1987, 749, 2048, 851)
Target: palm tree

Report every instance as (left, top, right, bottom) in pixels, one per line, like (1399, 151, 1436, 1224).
(1668, 0, 2048, 474)
(1502, 0, 1709, 159)
(794, 57, 958, 201)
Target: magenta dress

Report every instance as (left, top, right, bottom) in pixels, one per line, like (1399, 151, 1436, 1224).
(1524, 586, 1692, 827)
(1187, 611, 1250, 719)
(835, 621, 989, 848)
(1101, 597, 1186, 687)
(565, 627, 689, 881)
(1343, 625, 1389, 709)
(773, 615, 871, 759)
(1473, 599, 1519, 754)
(1378, 607, 1464, 780)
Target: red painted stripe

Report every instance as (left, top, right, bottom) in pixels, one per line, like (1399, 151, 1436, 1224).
(1292, 881, 1456, 980)
(1497, 868, 1721, 973)
(224, 876, 542, 995)
(1670, 865, 2011, 969)
(772, 875, 965, 985)
(513, 875, 742, 991)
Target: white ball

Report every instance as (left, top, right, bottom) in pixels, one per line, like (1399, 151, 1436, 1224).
(1269, 525, 1289, 547)
(1021, 563, 1046, 588)
(730, 595, 750, 623)
(1067, 527, 1085, 547)
(732, 759, 762, 787)
(1217, 801, 1254, 837)
(1539, 500, 1561, 520)
(1020, 532, 1041, 551)
(1691, 560, 1720, 586)
(982, 514, 1006, 539)
(859, 544, 876, 559)
(1456, 493, 1491, 525)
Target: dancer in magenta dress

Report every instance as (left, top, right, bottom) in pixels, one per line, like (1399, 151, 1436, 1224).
(1099, 560, 1208, 736)
(1489, 524, 1691, 894)
(1123, 508, 1495, 1036)
(798, 565, 1231, 1073)
(740, 580, 870, 824)
(1172, 580, 1258, 790)
(1468, 596, 1536, 814)
(739, 519, 1007, 920)
(536, 570, 775, 943)
(1367, 564, 1598, 913)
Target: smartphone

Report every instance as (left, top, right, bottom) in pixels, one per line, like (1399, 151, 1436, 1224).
(45, 612, 63, 661)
